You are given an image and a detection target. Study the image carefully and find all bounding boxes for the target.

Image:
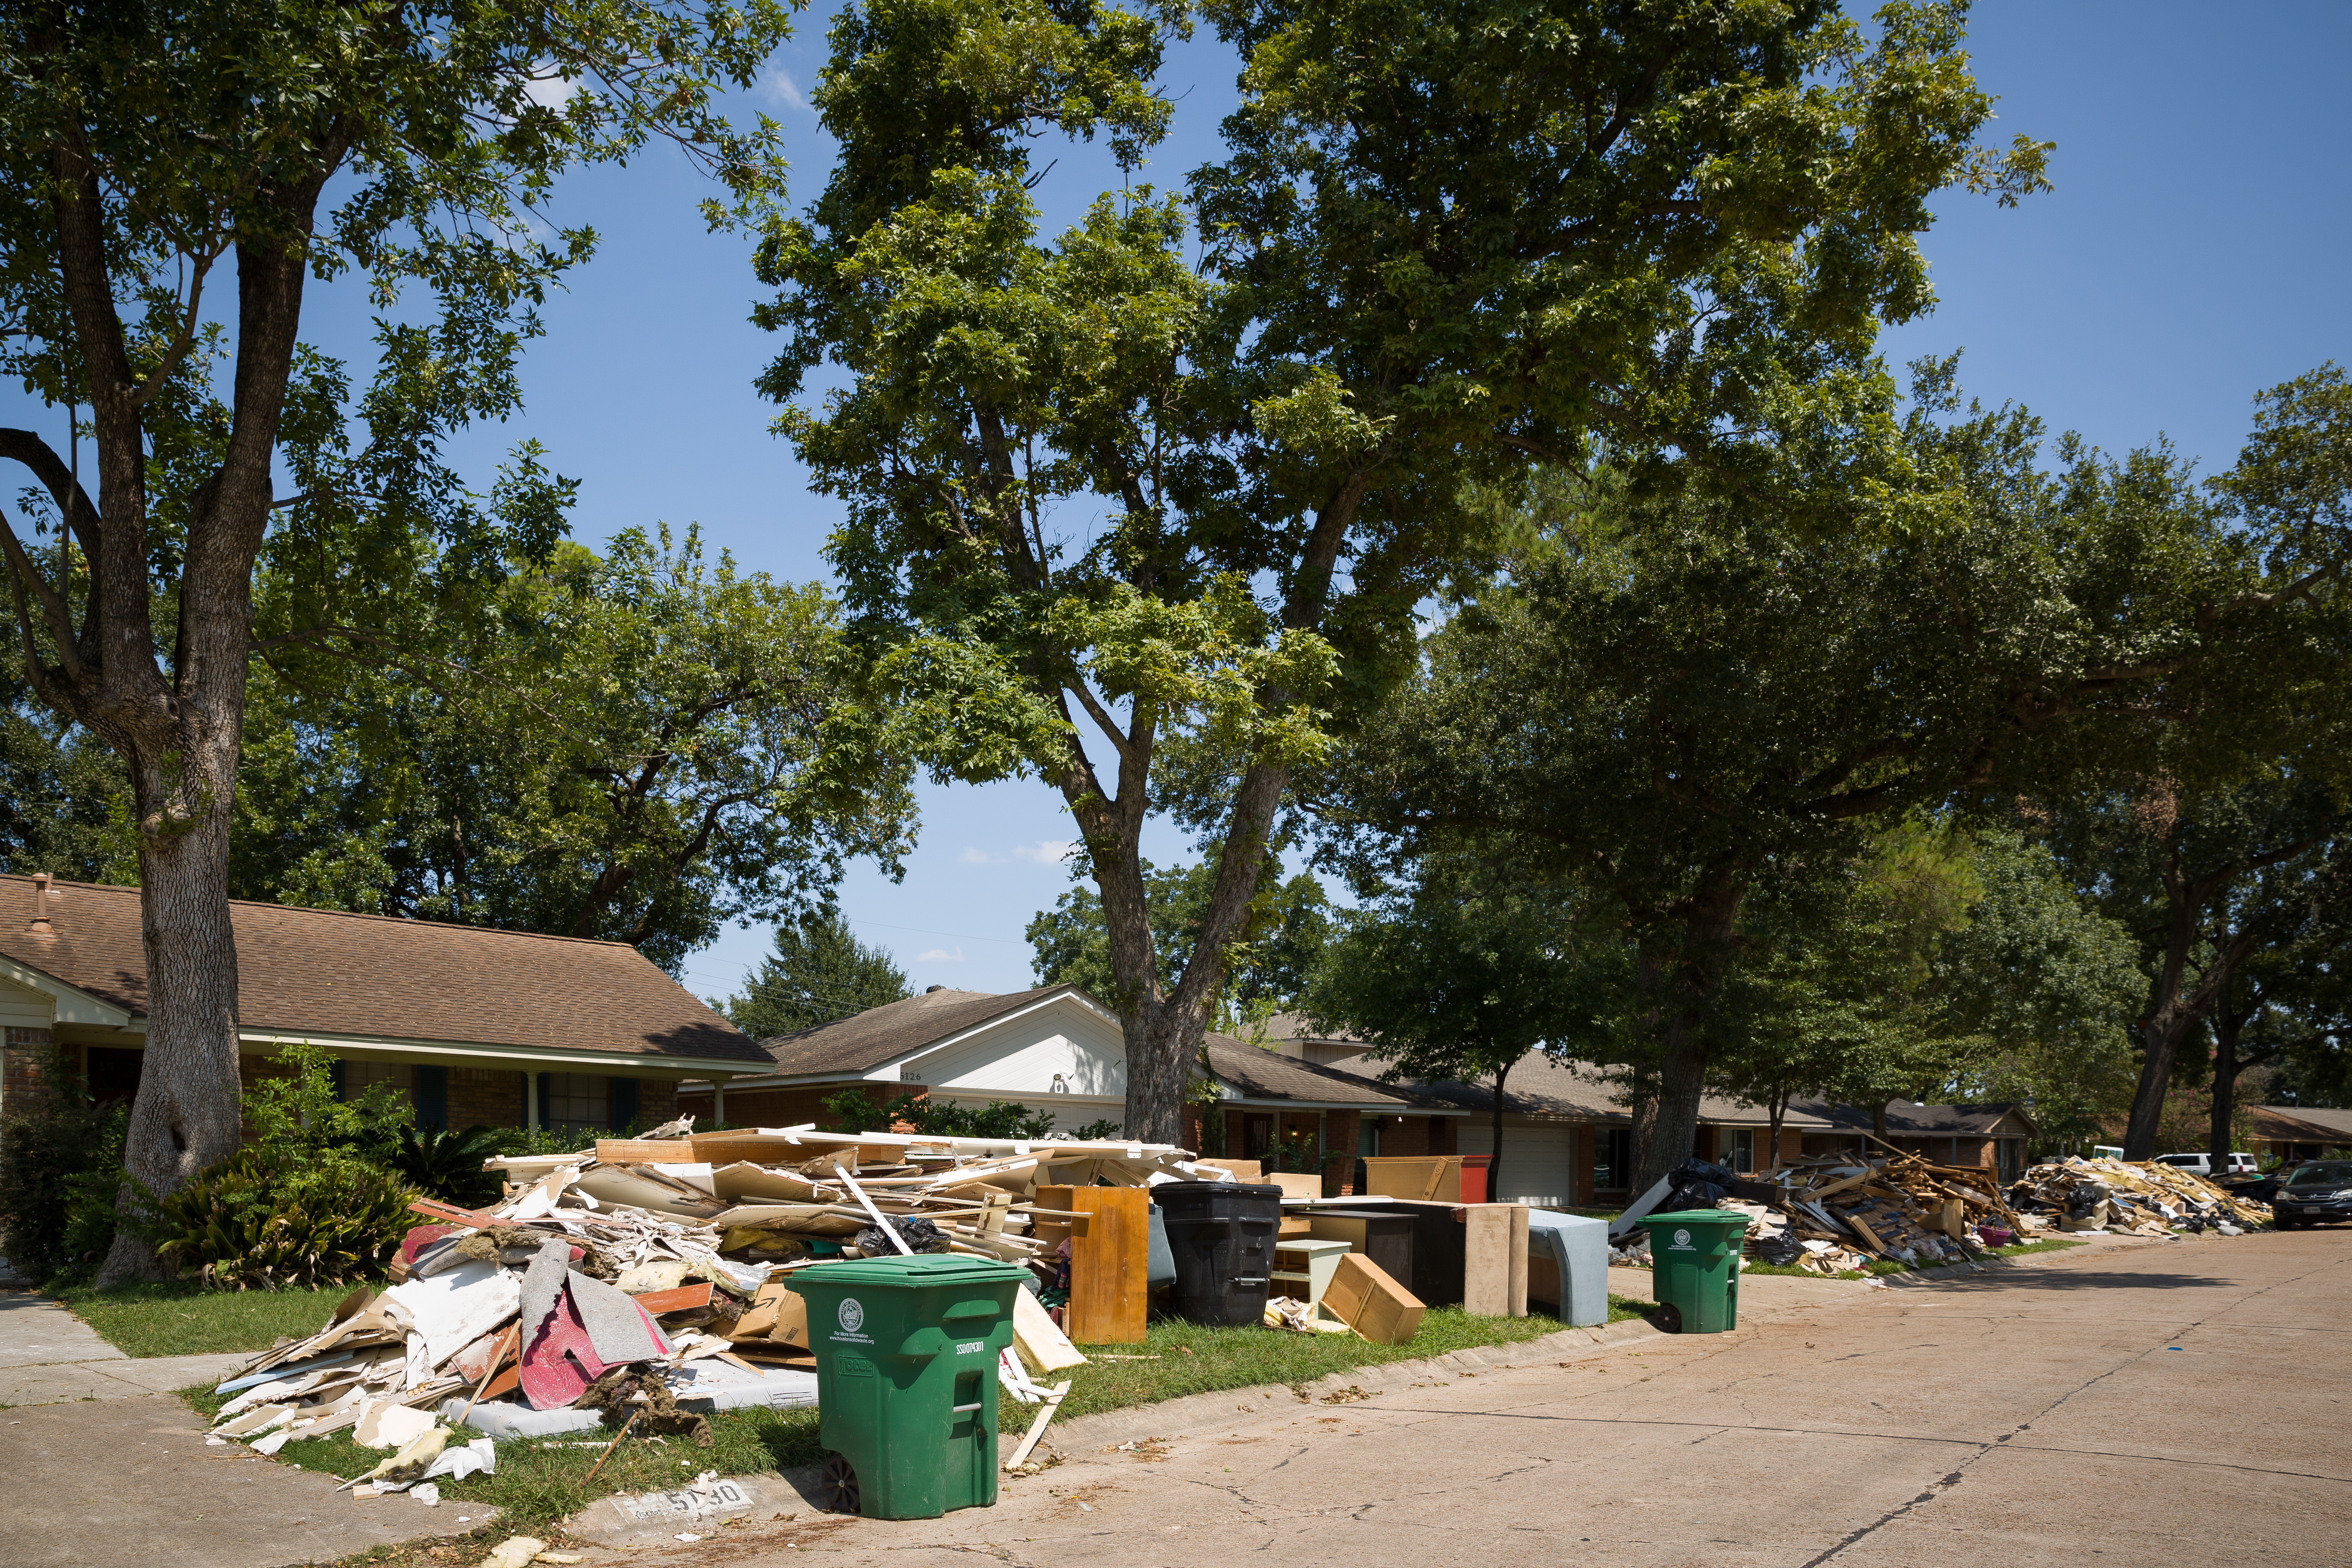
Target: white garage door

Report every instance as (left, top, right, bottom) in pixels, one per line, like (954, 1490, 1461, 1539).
(1454, 1120, 1578, 1206)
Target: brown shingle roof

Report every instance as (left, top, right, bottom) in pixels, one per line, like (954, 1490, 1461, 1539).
(1204, 1035, 1455, 1110)
(2251, 1104, 2352, 1142)
(0, 874, 766, 1065)
(757, 985, 1073, 1077)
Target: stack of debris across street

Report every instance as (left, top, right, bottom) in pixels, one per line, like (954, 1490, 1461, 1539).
(202, 1121, 1221, 1497)
(1607, 1147, 2272, 1276)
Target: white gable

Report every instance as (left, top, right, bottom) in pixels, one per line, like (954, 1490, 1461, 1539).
(888, 994, 1127, 1100)
(0, 969, 56, 1030)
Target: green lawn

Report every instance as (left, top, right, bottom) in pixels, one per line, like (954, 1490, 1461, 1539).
(1050, 1298, 1649, 1422)
(55, 1281, 354, 1358)
(1740, 1235, 2088, 1280)
(180, 1295, 1653, 1546)
(182, 1382, 825, 1543)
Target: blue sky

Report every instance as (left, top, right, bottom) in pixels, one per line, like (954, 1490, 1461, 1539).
(7, 3, 2348, 1006)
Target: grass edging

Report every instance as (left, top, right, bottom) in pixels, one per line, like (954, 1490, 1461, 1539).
(54, 1281, 356, 1358)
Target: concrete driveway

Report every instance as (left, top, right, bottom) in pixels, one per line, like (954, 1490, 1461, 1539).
(607, 1228, 2351, 1568)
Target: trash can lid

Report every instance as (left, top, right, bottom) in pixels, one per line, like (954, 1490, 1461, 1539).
(790, 1254, 1029, 1287)
(1150, 1181, 1283, 1199)
(1633, 1208, 1752, 1229)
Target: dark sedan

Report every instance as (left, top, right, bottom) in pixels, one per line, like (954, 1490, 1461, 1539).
(2271, 1161, 2352, 1228)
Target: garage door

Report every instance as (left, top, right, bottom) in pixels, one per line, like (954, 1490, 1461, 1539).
(1455, 1121, 1578, 1206)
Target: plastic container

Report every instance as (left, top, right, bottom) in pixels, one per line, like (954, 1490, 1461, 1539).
(789, 1254, 1028, 1518)
(1634, 1209, 1749, 1333)
(1150, 1181, 1282, 1325)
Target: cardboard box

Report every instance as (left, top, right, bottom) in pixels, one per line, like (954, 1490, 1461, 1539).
(1195, 1158, 1263, 1182)
(1267, 1172, 1325, 1200)
(731, 1281, 808, 1347)
(1322, 1252, 1425, 1345)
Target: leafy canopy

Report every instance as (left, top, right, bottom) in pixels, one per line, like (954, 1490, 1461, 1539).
(723, 908, 913, 1038)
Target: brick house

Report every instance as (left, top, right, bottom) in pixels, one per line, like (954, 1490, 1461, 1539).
(2248, 1105, 2352, 1164)
(1265, 1019, 2032, 1203)
(0, 873, 772, 1135)
(677, 984, 1460, 1195)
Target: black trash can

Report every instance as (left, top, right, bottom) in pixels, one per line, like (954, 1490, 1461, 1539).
(1151, 1181, 1282, 1325)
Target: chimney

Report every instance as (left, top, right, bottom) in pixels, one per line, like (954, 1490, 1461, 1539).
(29, 871, 52, 933)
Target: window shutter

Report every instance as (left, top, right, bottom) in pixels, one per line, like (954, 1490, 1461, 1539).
(610, 1076, 639, 1134)
(415, 1065, 449, 1132)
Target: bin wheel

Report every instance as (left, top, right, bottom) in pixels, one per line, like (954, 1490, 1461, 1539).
(821, 1453, 862, 1515)
(1655, 1302, 1684, 1335)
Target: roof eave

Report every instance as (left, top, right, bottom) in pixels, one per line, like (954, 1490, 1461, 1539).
(234, 1027, 770, 1077)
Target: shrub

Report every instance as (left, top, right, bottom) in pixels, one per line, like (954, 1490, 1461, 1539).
(392, 1123, 511, 1209)
(0, 1051, 128, 1283)
(154, 1149, 417, 1290)
(819, 1086, 1058, 1140)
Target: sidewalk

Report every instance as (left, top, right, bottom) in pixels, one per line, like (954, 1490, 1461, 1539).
(0, 1288, 251, 1407)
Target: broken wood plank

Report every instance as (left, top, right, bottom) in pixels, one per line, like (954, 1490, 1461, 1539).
(1012, 1287, 1088, 1373)
(1003, 1379, 1072, 1471)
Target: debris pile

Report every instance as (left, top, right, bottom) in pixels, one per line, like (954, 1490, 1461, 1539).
(2005, 1155, 2268, 1235)
(1607, 1146, 2268, 1278)
(204, 1121, 1221, 1484)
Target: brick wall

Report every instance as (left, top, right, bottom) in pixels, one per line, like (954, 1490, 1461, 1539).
(1, 1025, 57, 1116)
(678, 1081, 847, 1130)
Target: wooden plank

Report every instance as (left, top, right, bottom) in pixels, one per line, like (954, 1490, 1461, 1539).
(626, 1283, 716, 1314)
(594, 1138, 701, 1164)
(1012, 1287, 1089, 1373)
(1003, 1379, 1072, 1470)
(1040, 1184, 1149, 1345)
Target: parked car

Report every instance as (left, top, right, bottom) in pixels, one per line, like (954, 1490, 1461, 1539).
(2270, 1161, 2352, 1229)
(2155, 1152, 2260, 1177)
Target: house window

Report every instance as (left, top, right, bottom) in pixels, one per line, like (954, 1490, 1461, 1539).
(1724, 1129, 1755, 1172)
(1596, 1128, 1631, 1191)
(87, 1047, 142, 1109)
(343, 1060, 411, 1102)
(1243, 1113, 1275, 1161)
(543, 1073, 609, 1134)
(1358, 1119, 1381, 1157)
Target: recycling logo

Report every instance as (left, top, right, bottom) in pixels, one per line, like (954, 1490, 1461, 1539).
(838, 1297, 865, 1333)
(1671, 1228, 1692, 1250)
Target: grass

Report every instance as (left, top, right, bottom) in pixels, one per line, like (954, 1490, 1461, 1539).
(179, 1295, 1654, 1548)
(1048, 1298, 1650, 1422)
(182, 1381, 824, 1543)
(52, 1281, 357, 1358)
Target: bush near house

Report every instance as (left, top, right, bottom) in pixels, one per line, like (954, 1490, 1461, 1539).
(0, 1050, 128, 1284)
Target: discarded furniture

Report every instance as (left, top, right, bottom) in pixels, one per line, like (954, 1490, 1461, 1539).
(1461, 1203, 1529, 1318)
(1360, 1155, 1462, 1203)
(1524, 1210, 1609, 1327)
(1303, 1209, 1416, 1291)
(1322, 1252, 1426, 1344)
(1035, 1184, 1150, 1344)
(1270, 1238, 1353, 1318)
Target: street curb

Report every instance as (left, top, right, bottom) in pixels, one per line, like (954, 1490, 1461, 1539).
(1024, 1317, 1669, 1459)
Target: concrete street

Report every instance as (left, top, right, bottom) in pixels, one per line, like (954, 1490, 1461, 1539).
(618, 1228, 2352, 1568)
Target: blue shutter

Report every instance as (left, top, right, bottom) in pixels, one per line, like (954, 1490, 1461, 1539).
(414, 1066, 449, 1132)
(609, 1076, 639, 1134)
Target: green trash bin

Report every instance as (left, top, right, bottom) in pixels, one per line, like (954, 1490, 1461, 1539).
(1634, 1209, 1749, 1333)
(790, 1253, 1029, 1519)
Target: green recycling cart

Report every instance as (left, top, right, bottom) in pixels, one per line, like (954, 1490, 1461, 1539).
(790, 1253, 1029, 1519)
(1634, 1209, 1749, 1333)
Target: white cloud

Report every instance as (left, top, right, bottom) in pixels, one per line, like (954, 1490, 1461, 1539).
(522, 72, 581, 109)
(958, 847, 1000, 865)
(1010, 840, 1079, 865)
(916, 947, 965, 962)
(763, 68, 810, 113)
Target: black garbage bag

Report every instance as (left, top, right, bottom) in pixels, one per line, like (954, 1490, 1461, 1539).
(855, 1215, 950, 1255)
(1752, 1232, 1806, 1267)
(1662, 1157, 1739, 1212)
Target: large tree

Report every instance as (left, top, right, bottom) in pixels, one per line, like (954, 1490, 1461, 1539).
(1303, 854, 1585, 1197)
(1317, 370, 2334, 1191)
(0, 1, 790, 1280)
(755, 0, 2047, 1140)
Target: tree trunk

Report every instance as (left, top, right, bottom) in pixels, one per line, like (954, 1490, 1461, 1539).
(1766, 1086, 1788, 1172)
(96, 751, 247, 1283)
(1627, 870, 1745, 1194)
(2209, 963, 2252, 1177)
(1487, 1057, 1510, 1200)
(2121, 864, 2256, 1161)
